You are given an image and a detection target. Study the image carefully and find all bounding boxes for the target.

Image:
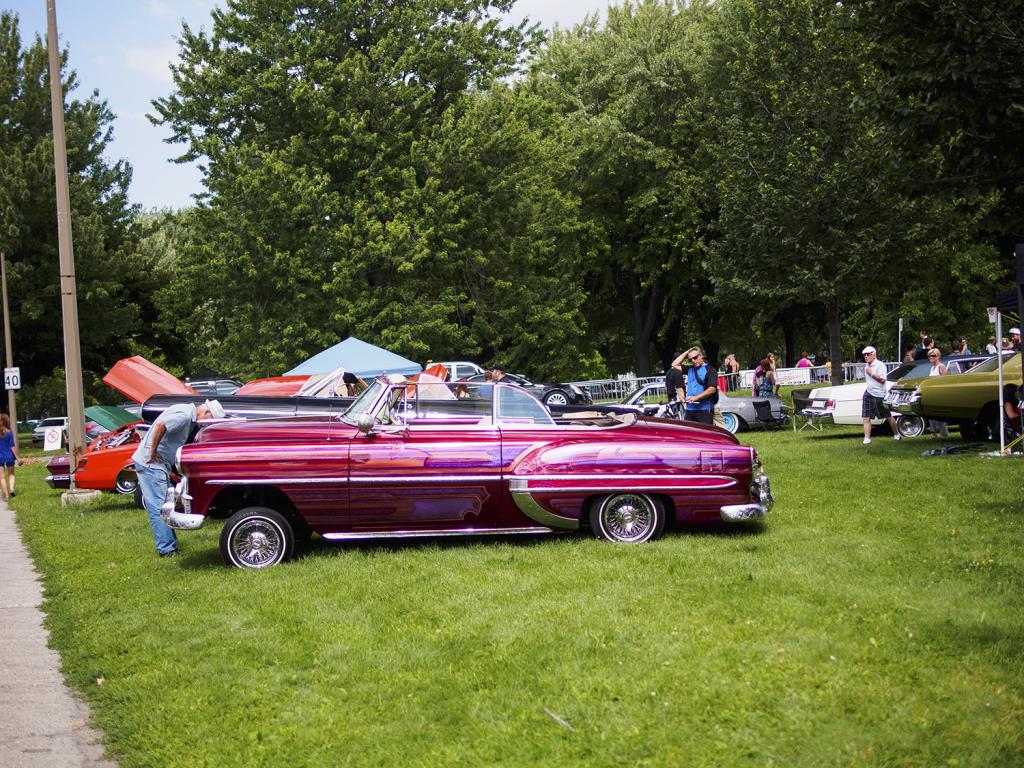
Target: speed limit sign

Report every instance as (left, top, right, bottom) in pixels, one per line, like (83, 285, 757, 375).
(3, 367, 20, 390)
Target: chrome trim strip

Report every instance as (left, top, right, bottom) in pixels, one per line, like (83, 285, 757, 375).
(206, 473, 733, 488)
(515, 484, 736, 492)
(510, 476, 737, 490)
(512, 473, 730, 482)
(206, 475, 503, 486)
(349, 475, 503, 484)
(509, 491, 580, 530)
(321, 526, 552, 541)
(206, 478, 346, 486)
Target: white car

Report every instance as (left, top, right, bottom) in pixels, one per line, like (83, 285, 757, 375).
(805, 355, 991, 427)
(436, 361, 485, 380)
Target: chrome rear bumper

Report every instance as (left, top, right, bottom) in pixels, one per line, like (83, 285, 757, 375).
(721, 471, 773, 523)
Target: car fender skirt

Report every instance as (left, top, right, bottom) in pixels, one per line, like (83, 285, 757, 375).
(509, 478, 580, 530)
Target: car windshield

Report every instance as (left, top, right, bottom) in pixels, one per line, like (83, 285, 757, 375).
(340, 380, 388, 424)
(623, 384, 666, 403)
(298, 367, 367, 398)
(886, 363, 917, 381)
(340, 380, 554, 428)
(966, 353, 1015, 374)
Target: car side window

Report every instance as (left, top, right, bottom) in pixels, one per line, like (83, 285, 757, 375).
(496, 387, 553, 426)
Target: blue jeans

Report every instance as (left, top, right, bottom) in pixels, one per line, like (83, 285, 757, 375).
(136, 461, 177, 555)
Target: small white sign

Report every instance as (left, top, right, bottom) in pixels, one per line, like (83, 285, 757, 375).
(3, 367, 20, 390)
(43, 427, 64, 452)
(775, 368, 812, 386)
(987, 307, 998, 324)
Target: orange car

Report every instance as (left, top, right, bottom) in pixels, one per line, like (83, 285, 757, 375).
(46, 422, 144, 496)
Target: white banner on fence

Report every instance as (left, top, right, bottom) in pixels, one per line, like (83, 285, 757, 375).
(774, 368, 811, 386)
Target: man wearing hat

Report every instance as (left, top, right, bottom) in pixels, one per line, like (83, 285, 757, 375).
(1011, 328, 1021, 352)
(861, 346, 900, 445)
(133, 400, 225, 557)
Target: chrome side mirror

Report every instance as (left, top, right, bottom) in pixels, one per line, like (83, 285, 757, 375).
(356, 414, 375, 435)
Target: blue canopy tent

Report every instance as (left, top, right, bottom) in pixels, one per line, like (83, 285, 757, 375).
(285, 337, 422, 378)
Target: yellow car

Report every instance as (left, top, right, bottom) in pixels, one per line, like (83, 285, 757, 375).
(885, 353, 1021, 439)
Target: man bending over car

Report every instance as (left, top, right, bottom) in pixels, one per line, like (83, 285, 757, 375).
(133, 399, 225, 558)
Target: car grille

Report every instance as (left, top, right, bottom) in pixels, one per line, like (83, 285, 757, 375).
(885, 389, 916, 406)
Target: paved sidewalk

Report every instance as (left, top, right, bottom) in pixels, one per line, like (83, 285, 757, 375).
(0, 497, 115, 767)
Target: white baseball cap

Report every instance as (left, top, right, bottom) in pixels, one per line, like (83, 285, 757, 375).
(1011, 327, 1021, 335)
(862, 346, 876, 355)
(204, 399, 226, 419)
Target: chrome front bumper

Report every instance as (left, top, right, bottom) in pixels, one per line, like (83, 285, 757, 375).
(45, 474, 71, 489)
(159, 477, 206, 530)
(721, 471, 774, 523)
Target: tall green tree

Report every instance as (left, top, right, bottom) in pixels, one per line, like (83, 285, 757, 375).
(847, 0, 1024, 257)
(700, 0, 998, 380)
(527, 0, 717, 375)
(153, 0, 603, 378)
(0, 12, 160, 413)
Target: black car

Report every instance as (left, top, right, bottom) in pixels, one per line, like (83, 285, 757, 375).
(141, 393, 353, 424)
(463, 373, 592, 407)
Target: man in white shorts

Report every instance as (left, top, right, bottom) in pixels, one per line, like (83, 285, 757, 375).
(861, 346, 900, 445)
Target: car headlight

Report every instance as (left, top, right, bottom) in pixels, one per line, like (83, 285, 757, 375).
(570, 385, 584, 395)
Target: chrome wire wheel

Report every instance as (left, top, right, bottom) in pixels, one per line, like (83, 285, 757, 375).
(591, 493, 664, 544)
(220, 507, 293, 569)
(544, 391, 570, 406)
(114, 468, 138, 494)
(896, 415, 926, 438)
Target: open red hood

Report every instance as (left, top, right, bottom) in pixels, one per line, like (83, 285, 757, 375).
(234, 375, 310, 396)
(103, 356, 197, 403)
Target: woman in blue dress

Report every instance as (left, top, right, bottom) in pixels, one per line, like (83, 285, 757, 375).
(0, 413, 21, 501)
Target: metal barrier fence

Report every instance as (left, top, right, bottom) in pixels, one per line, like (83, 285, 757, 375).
(570, 362, 903, 402)
(567, 376, 664, 402)
(840, 362, 903, 382)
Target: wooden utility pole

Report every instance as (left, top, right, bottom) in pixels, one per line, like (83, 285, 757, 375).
(1, 252, 17, 433)
(46, 0, 87, 486)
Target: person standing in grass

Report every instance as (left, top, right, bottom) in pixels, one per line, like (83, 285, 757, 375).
(0, 414, 21, 501)
(133, 400, 225, 558)
(861, 346, 900, 445)
(926, 349, 950, 438)
(678, 347, 717, 425)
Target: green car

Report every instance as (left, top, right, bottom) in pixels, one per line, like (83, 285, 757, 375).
(885, 353, 1022, 439)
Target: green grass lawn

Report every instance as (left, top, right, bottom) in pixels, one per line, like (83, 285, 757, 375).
(13, 427, 1024, 767)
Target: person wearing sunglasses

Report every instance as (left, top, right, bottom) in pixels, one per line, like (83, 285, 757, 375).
(675, 346, 718, 425)
(861, 345, 900, 445)
(926, 350, 950, 437)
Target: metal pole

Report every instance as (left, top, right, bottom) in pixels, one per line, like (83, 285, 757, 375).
(1, 252, 17, 435)
(997, 312, 1005, 454)
(1016, 243, 1024, 393)
(46, 0, 86, 483)
(897, 317, 903, 365)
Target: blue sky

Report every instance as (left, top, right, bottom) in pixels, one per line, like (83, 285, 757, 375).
(6, 0, 605, 211)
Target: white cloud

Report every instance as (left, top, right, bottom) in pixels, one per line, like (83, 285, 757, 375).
(124, 43, 178, 86)
(146, 1, 177, 21)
